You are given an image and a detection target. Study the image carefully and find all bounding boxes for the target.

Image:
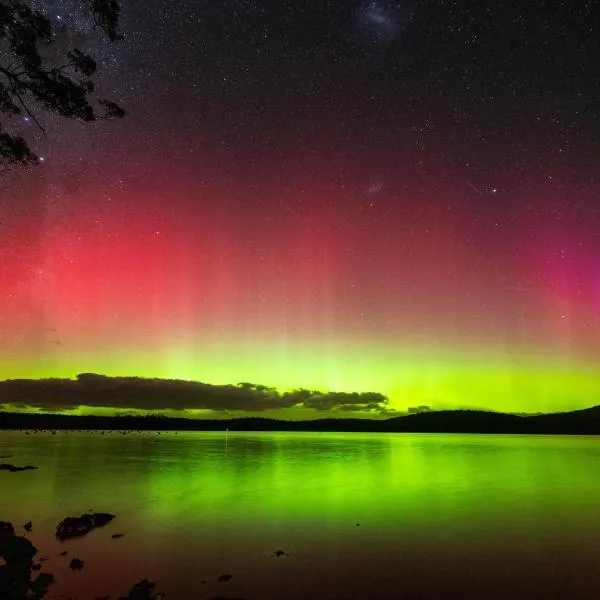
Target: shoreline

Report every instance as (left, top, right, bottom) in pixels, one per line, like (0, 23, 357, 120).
(1, 407, 600, 435)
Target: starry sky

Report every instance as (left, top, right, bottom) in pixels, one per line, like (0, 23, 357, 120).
(1, 0, 599, 417)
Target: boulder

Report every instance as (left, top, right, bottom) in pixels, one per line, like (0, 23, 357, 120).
(29, 572, 55, 599)
(0, 521, 37, 564)
(56, 513, 115, 541)
(0, 522, 53, 600)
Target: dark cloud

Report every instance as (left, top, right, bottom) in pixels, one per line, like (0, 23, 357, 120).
(0, 374, 390, 414)
(285, 389, 388, 413)
(407, 405, 432, 414)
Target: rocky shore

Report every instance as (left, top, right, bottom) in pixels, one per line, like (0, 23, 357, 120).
(0, 516, 164, 600)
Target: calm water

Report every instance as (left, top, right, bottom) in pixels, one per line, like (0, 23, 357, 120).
(2, 431, 600, 599)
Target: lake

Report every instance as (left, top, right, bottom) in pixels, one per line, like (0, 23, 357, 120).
(1, 431, 600, 599)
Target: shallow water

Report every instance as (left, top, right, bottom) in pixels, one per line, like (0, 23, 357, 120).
(2, 431, 600, 599)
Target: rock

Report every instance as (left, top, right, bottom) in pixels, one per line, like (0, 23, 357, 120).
(56, 513, 115, 541)
(23, 521, 33, 532)
(0, 463, 37, 472)
(69, 558, 84, 571)
(117, 579, 164, 600)
(0, 560, 30, 599)
(0, 520, 37, 563)
(0, 524, 51, 600)
(217, 574, 232, 583)
(0, 521, 14, 538)
(30, 572, 55, 598)
(111, 533, 125, 539)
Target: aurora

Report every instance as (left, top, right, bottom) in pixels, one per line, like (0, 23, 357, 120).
(1, 0, 599, 419)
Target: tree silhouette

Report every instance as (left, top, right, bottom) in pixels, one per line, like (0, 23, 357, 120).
(0, 0, 124, 172)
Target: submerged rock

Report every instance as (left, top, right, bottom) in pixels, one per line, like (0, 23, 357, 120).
(56, 513, 115, 541)
(30, 572, 55, 599)
(69, 558, 84, 571)
(0, 464, 37, 473)
(117, 579, 164, 600)
(217, 574, 232, 583)
(271, 549, 289, 558)
(111, 533, 125, 539)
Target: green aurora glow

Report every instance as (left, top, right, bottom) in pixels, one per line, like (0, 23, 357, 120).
(2, 338, 599, 416)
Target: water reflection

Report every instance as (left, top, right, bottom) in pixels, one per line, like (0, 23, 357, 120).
(2, 431, 600, 599)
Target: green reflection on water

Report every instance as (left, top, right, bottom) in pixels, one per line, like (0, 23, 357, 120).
(2, 432, 600, 599)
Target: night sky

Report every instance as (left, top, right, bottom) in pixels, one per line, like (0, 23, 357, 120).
(1, 0, 599, 416)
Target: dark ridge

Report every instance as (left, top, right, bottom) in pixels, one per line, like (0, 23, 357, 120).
(1, 407, 600, 434)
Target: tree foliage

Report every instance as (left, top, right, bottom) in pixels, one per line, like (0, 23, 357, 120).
(0, 0, 124, 171)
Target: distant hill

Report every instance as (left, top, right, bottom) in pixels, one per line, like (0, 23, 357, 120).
(380, 410, 526, 434)
(527, 405, 600, 434)
(1, 407, 600, 434)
